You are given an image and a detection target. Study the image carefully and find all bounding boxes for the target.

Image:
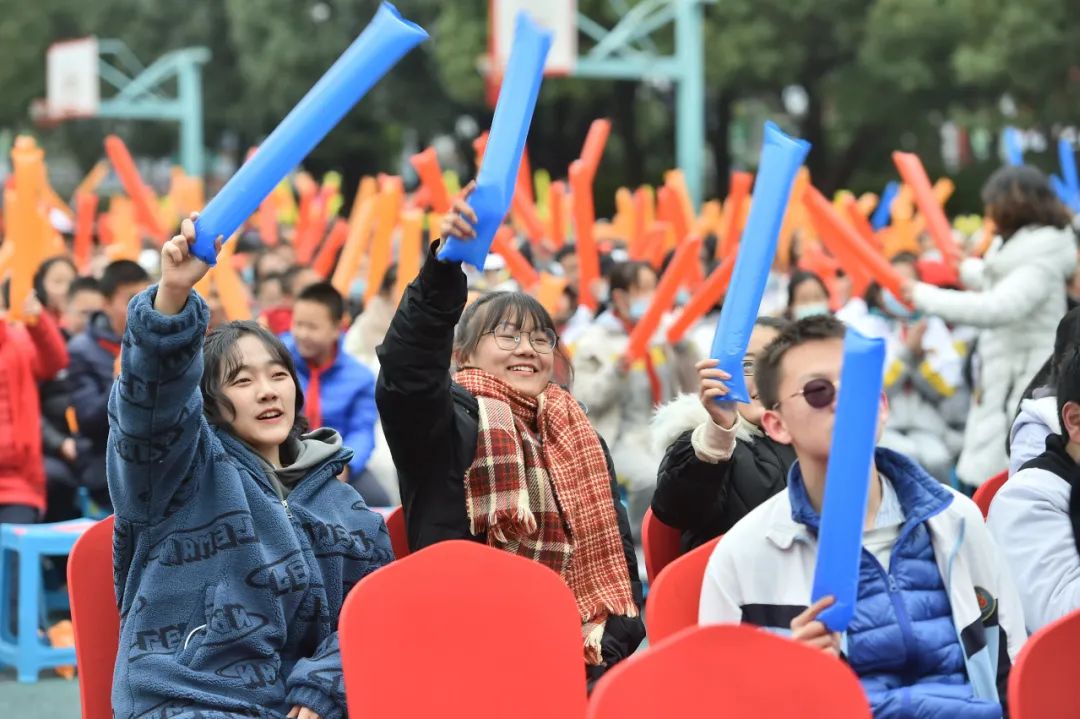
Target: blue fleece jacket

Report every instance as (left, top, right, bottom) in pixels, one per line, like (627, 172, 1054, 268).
(107, 287, 393, 719)
(280, 334, 377, 479)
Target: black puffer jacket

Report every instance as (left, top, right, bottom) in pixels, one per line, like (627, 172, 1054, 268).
(376, 245, 645, 679)
(651, 394, 795, 551)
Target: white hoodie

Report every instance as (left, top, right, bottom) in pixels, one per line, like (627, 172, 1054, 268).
(1009, 395, 1060, 476)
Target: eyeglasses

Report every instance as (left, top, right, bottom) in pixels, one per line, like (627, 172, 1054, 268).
(487, 323, 558, 355)
(774, 378, 837, 410)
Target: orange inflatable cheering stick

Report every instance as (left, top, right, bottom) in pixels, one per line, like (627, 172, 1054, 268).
(410, 147, 452, 213)
(718, 172, 753, 259)
(569, 161, 600, 310)
(104, 135, 166, 240)
(625, 235, 703, 362)
(492, 226, 540, 290)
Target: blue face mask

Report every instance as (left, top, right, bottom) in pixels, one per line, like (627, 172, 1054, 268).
(629, 297, 651, 322)
(675, 289, 692, 306)
(881, 290, 921, 321)
(792, 302, 830, 320)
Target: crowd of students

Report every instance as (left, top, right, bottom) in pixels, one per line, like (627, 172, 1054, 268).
(0, 162, 1078, 718)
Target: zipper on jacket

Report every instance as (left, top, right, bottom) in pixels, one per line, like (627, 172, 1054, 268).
(875, 554, 918, 681)
(281, 498, 292, 519)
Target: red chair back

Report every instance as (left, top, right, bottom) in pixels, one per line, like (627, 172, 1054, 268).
(1009, 607, 1080, 719)
(973, 470, 1009, 519)
(646, 536, 721, 644)
(385, 505, 409, 558)
(340, 540, 587, 718)
(68, 516, 118, 719)
(588, 625, 872, 718)
(642, 508, 683, 584)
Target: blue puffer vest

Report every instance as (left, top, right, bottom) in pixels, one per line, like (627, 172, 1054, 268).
(789, 449, 1003, 719)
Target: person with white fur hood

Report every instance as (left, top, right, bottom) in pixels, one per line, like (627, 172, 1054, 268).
(900, 165, 1078, 489)
(651, 317, 795, 551)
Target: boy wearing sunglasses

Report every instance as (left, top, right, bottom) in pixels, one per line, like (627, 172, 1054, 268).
(699, 315, 1026, 719)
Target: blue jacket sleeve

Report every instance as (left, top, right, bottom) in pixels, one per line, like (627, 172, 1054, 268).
(68, 338, 112, 443)
(106, 287, 209, 523)
(345, 369, 377, 477)
(286, 634, 345, 719)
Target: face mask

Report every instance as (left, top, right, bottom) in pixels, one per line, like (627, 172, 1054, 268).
(793, 302, 830, 320)
(881, 290, 920, 321)
(675, 289, 692, 306)
(629, 297, 651, 322)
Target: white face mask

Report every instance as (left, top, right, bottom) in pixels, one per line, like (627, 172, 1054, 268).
(792, 302, 830, 320)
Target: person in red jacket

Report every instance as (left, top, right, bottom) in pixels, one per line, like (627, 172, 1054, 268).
(0, 293, 69, 524)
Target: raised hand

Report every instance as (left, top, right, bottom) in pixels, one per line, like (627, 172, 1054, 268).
(696, 358, 738, 429)
(440, 181, 478, 241)
(156, 213, 221, 315)
(790, 595, 842, 657)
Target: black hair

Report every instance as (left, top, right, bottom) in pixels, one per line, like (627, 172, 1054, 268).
(1056, 347, 1080, 438)
(1018, 307, 1080, 408)
(100, 260, 150, 299)
(454, 291, 573, 383)
(379, 264, 398, 297)
(755, 314, 847, 410)
(200, 321, 309, 444)
(295, 282, 345, 323)
(982, 165, 1073, 240)
(67, 276, 102, 301)
(554, 245, 577, 263)
(608, 261, 655, 295)
(786, 271, 829, 312)
(865, 253, 920, 312)
(33, 256, 76, 307)
(755, 316, 791, 332)
(255, 271, 290, 299)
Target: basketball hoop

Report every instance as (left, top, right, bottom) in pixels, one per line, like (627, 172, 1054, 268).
(38, 36, 100, 128)
(489, 0, 576, 77)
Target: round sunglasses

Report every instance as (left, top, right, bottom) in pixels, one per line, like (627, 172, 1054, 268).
(773, 378, 837, 410)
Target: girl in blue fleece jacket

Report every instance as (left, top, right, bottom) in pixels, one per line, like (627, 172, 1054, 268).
(107, 218, 392, 719)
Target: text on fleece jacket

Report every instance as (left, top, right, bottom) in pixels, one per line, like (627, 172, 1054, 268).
(107, 287, 392, 719)
(700, 448, 1028, 719)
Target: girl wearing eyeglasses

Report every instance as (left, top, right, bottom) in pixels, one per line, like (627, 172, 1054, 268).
(375, 184, 645, 686)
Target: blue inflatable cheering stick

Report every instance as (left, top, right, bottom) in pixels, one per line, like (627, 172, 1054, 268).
(438, 12, 552, 269)
(1057, 137, 1080, 213)
(870, 181, 899, 232)
(708, 121, 810, 403)
(812, 328, 887, 633)
(1002, 127, 1024, 167)
(191, 2, 428, 265)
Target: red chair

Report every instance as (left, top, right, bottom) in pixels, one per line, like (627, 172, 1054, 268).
(1008, 607, 1080, 719)
(642, 508, 683, 584)
(973, 470, 1009, 519)
(646, 536, 721, 644)
(385, 505, 410, 559)
(68, 516, 118, 719)
(339, 540, 587, 718)
(588, 625, 872, 718)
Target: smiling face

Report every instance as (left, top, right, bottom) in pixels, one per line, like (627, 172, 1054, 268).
(456, 293, 560, 398)
(218, 334, 298, 466)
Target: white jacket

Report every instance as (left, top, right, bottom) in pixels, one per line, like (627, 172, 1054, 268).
(1009, 395, 1060, 476)
(987, 463, 1080, 632)
(700, 469, 1027, 705)
(912, 225, 1077, 485)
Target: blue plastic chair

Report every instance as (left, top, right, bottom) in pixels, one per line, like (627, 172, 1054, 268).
(0, 518, 93, 682)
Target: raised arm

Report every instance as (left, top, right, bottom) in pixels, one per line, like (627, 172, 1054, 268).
(107, 218, 218, 523)
(22, 297, 68, 380)
(375, 193, 472, 480)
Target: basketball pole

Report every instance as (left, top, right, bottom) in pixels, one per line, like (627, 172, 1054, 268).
(573, 0, 712, 209)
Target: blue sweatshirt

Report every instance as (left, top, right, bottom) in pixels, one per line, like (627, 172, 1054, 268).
(107, 287, 393, 719)
(281, 334, 377, 479)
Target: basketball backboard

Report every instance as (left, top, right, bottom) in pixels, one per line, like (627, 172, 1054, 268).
(45, 37, 100, 120)
(490, 0, 577, 76)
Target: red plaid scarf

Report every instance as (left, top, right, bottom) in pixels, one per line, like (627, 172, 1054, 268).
(455, 369, 638, 665)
